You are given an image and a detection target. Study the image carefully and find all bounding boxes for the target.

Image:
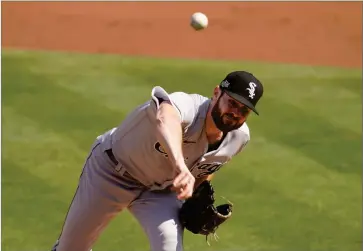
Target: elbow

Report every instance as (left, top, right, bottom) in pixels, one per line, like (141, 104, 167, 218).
(155, 114, 171, 138)
(155, 112, 166, 129)
(154, 103, 182, 134)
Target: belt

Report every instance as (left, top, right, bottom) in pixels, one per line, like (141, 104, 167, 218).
(105, 149, 145, 187)
(105, 149, 119, 166)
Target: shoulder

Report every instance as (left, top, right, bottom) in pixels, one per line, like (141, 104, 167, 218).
(169, 91, 209, 106)
(150, 86, 209, 127)
(169, 92, 210, 116)
(151, 86, 208, 106)
(234, 123, 250, 141)
(228, 123, 251, 156)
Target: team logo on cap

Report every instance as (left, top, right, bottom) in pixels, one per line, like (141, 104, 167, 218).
(221, 80, 230, 88)
(247, 82, 257, 99)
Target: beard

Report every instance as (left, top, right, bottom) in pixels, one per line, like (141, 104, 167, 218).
(211, 96, 244, 133)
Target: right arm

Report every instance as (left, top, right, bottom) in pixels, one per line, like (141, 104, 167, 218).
(155, 101, 185, 170)
(154, 100, 195, 200)
(150, 87, 199, 199)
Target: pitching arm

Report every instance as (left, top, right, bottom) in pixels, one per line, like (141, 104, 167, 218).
(150, 86, 197, 167)
(155, 101, 186, 168)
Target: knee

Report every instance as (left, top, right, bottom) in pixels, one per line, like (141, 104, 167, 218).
(149, 219, 184, 251)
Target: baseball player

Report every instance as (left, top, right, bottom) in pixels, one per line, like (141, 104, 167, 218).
(51, 70, 264, 251)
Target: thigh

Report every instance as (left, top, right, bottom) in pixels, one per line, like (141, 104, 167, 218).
(54, 142, 142, 251)
(55, 183, 121, 251)
(128, 190, 184, 251)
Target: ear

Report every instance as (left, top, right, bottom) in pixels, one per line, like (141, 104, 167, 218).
(213, 86, 221, 99)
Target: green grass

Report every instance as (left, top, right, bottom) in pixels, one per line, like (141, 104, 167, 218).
(2, 49, 361, 251)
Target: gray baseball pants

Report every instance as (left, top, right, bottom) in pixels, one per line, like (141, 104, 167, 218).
(51, 139, 184, 251)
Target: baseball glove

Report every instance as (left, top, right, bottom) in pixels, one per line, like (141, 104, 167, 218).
(178, 180, 233, 244)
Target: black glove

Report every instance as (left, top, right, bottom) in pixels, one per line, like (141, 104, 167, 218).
(178, 180, 233, 240)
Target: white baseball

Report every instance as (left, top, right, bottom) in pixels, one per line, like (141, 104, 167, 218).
(190, 12, 208, 31)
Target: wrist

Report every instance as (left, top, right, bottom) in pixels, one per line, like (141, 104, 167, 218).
(175, 158, 186, 167)
(174, 157, 188, 171)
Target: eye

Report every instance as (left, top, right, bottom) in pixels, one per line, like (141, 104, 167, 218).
(240, 106, 249, 113)
(229, 100, 238, 107)
(227, 100, 235, 108)
(238, 106, 251, 116)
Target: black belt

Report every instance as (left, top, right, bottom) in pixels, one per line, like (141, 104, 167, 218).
(105, 149, 145, 187)
(105, 149, 119, 166)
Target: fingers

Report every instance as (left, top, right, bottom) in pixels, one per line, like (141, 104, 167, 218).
(177, 186, 193, 200)
(173, 172, 190, 188)
(173, 170, 195, 200)
(171, 184, 189, 199)
(173, 170, 189, 187)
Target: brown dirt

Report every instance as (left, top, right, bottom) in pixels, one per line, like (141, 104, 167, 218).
(2, 2, 362, 68)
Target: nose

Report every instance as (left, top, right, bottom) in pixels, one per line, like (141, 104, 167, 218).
(230, 109, 247, 120)
(230, 107, 242, 117)
(227, 111, 239, 120)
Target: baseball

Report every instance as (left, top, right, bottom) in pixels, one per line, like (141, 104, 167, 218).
(190, 12, 208, 31)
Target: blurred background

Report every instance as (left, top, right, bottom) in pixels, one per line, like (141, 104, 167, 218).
(2, 2, 362, 251)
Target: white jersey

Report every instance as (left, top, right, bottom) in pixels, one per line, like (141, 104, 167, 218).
(97, 86, 250, 190)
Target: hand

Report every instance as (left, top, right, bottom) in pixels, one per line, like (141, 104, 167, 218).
(172, 166, 195, 200)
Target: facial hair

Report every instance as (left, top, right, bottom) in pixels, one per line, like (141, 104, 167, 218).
(211, 95, 244, 133)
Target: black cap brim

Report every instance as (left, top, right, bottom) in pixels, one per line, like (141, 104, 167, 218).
(224, 90, 259, 115)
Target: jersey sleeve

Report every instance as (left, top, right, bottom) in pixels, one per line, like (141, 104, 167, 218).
(168, 92, 199, 127)
(150, 86, 198, 129)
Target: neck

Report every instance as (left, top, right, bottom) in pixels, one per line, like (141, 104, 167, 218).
(205, 110, 224, 145)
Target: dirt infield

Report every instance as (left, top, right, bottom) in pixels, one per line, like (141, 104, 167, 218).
(2, 2, 362, 68)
